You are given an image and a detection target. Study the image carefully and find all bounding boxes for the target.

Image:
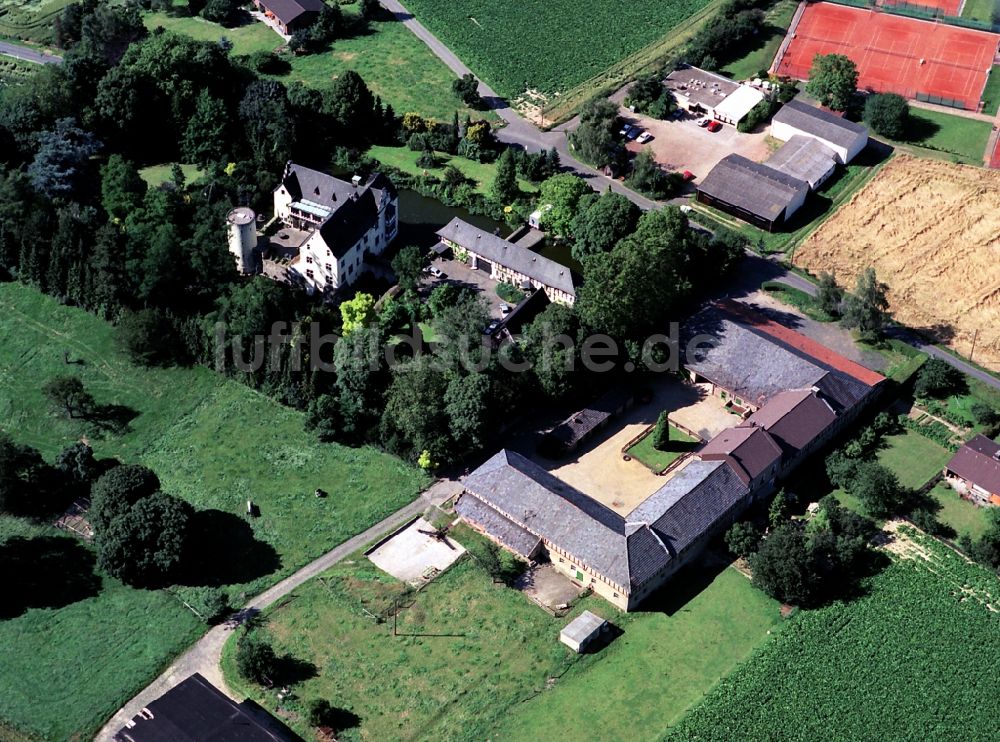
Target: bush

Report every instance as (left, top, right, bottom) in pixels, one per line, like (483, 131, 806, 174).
(496, 282, 526, 304)
(726, 521, 761, 558)
(914, 358, 966, 399)
(863, 93, 909, 140)
(970, 402, 1000, 428)
(737, 99, 778, 133)
(236, 633, 278, 686)
(202, 587, 231, 624)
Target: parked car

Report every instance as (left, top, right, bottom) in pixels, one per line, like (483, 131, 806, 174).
(626, 127, 641, 140)
(500, 303, 512, 316)
(636, 132, 653, 144)
(619, 123, 634, 138)
(483, 319, 501, 335)
(682, 170, 696, 182)
(706, 120, 723, 133)
(697, 118, 710, 128)
(429, 266, 444, 278)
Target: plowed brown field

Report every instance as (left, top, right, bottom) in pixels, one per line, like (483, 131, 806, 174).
(794, 156, 1000, 372)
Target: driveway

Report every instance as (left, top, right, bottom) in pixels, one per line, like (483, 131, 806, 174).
(422, 256, 508, 318)
(0, 40, 62, 65)
(620, 110, 772, 184)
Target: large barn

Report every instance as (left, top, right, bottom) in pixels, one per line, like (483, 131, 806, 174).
(696, 154, 809, 232)
(771, 99, 869, 164)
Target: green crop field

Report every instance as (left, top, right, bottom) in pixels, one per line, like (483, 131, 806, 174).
(0, 282, 427, 739)
(401, 0, 713, 98)
(666, 528, 1000, 740)
(223, 524, 780, 741)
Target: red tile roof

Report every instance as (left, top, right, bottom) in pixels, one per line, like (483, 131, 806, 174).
(720, 300, 885, 387)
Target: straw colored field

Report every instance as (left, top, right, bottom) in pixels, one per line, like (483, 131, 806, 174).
(793, 155, 1000, 372)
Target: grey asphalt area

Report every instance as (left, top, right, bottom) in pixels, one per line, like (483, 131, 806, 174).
(0, 41, 62, 65)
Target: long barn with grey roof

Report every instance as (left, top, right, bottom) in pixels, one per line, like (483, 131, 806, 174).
(457, 307, 884, 611)
(696, 155, 809, 232)
(771, 99, 869, 164)
(437, 218, 576, 305)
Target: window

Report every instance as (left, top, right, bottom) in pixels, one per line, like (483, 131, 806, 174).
(613, 593, 619, 598)
(306, 256, 313, 264)
(558, 558, 564, 563)
(325, 264, 332, 272)
(305, 269, 314, 279)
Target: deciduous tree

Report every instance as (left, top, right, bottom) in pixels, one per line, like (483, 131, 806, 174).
(806, 53, 858, 111)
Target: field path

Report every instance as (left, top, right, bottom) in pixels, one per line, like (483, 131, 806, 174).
(94, 480, 461, 740)
(378, 0, 661, 210)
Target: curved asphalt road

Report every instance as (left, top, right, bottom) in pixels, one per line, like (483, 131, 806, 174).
(0, 40, 62, 65)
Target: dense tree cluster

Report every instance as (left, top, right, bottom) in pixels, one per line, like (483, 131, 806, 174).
(750, 496, 878, 606)
(624, 72, 676, 119)
(684, 0, 774, 71)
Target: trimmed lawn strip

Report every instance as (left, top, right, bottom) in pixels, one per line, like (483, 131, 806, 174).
(0, 282, 427, 738)
(929, 483, 992, 540)
(961, 0, 997, 23)
(496, 567, 781, 741)
(626, 424, 698, 472)
(889, 108, 993, 164)
(720, 0, 798, 80)
(138, 162, 205, 187)
(875, 430, 951, 490)
(760, 281, 834, 322)
(981, 66, 1000, 117)
(143, 12, 280, 56)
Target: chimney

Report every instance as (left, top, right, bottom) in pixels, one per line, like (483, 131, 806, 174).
(351, 175, 362, 188)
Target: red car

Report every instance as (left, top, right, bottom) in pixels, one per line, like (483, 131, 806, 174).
(706, 120, 723, 133)
(682, 170, 696, 182)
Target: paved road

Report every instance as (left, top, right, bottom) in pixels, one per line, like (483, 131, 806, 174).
(0, 40, 62, 65)
(95, 481, 462, 741)
(381, 0, 1000, 391)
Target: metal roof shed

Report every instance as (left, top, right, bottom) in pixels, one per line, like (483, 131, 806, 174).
(560, 610, 608, 653)
(714, 85, 765, 125)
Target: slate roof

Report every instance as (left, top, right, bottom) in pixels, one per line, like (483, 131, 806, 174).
(455, 493, 541, 557)
(767, 135, 837, 189)
(547, 387, 635, 448)
(437, 218, 576, 296)
(697, 154, 809, 223)
(461, 451, 751, 594)
(772, 99, 868, 151)
(258, 0, 326, 27)
(746, 389, 838, 455)
(114, 673, 293, 742)
(627, 459, 750, 558)
(279, 164, 395, 259)
(698, 425, 783, 485)
(946, 435, 1000, 495)
(684, 304, 879, 412)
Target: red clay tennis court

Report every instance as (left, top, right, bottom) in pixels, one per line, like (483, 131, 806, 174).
(776, 3, 1000, 110)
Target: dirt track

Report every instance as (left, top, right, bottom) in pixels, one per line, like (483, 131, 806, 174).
(793, 156, 1000, 372)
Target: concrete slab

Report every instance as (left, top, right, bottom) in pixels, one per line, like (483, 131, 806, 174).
(367, 517, 466, 587)
(515, 563, 585, 610)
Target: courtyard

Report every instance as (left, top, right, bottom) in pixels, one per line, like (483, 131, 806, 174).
(619, 108, 772, 184)
(521, 375, 741, 515)
(422, 254, 509, 318)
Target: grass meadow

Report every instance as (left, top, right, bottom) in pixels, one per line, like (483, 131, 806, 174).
(0, 282, 427, 739)
(223, 524, 780, 742)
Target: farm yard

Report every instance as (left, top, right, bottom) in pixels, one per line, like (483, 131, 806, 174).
(793, 155, 1000, 372)
(222, 527, 781, 742)
(0, 283, 427, 740)
(399, 0, 713, 99)
(665, 527, 1000, 741)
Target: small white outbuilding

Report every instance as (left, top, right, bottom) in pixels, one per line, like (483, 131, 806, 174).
(560, 610, 608, 653)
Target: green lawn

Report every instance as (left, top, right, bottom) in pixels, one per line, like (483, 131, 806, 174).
(496, 567, 781, 742)
(961, 0, 997, 23)
(896, 108, 993, 163)
(981, 67, 1000, 117)
(720, 0, 797, 80)
(138, 162, 205, 187)
(928, 483, 991, 540)
(760, 281, 835, 322)
(143, 12, 280, 56)
(875, 430, 951, 490)
(626, 424, 698, 472)
(223, 527, 780, 742)
(143, 9, 491, 122)
(667, 528, 1000, 740)
(0, 282, 428, 738)
(368, 145, 538, 196)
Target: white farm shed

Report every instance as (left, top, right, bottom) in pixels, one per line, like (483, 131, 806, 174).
(713, 85, 765, 127)
(771, 99, 868, 164)
(560, 610, 608, 653)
